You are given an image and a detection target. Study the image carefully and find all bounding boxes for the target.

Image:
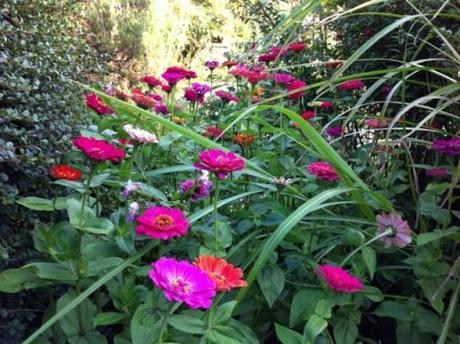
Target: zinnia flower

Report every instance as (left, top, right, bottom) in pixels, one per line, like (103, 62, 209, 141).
(161, 66, 189, 86)
(141, 75, 163, 88)
(317, 264, 363, 293)
(203, 127, 224, 139)
(205, 60, 219, 70)
(85, 92, 113, 115)
(337, 80, 364, 91)
(194, 149, 245, 180)
(222, 60, 237, 68)
(180, 170, 213, 201)
(136, 206, 190, 240)
(229, 64, 268, 85)
(194, 256, 247, 292)
(131, 89, 156, 109)
(364, 118, 390, 129)
(50, 164, 81, 181)
(215, 90, 239, 103)
(318, 101, 333, 110)
(154, 102, 169, 115)
(432, 138, 460, 156)
(123, 124, 158, 144)
(326, 126, 342, 138)
(234, 133, 256, 146)
(287, 80, 307, 100)
(426, 167, 449, 178)
(287, 42, 306, 52)
(307, 161, 339, 181)
(184, 83, 212, 104)
(376, 213, 412, 248)
(302, 110, 316, 120)
(148, 257, 216, 309)
(273, 73, 295, 86)
(324, 60, 343, 69)
(73, 136, 125, 163)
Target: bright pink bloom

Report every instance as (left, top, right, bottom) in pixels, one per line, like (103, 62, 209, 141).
(203, 127, 224, 139)
(258, 46, 285, 63)
(136, 206, 189, 240)
(432, 138, 460, 156)
(85, 92, 113, 115)
(426, 167, 449, 178)
(215, 90, 240, 103)
(148, 257, 216, 309)
(194, 149, 245, 180)
(184, 83, 211, 104)
(229, 64, 268, 85)
(273, 73, 295, 86)
(376, 213, 412, 248)
(154, 102, 169, 115)
(184, 69, 197, 80)
(337, 80, 365, 91)
(287, 42, 306, 52)
(287, 80, 306, 100)
(205, 60, 219, 70)
(326, 126, 342, 138)
(141, 75, 163, 88)
(302, 110, 315, 120)
(318, 264, 363, 293)
(73, 136, 125, 163)
(307, 161, 339, 181)
(319, 101, 333, 110)
(161, 66, 190, 86)
(161, 84, 172, 93)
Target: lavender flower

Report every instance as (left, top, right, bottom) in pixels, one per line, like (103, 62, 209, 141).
(180, 171, 213, 201)
(376, 213, 412, 248)
(121, 180, 141, 198)
(127, 201, 139, 222)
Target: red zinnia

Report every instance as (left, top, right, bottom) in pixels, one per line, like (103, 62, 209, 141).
(287, 42, 306, 52)
(194, 256, 247, 292)
(50, 164, 81, 181)
(318, 101, 333, 110)
(203, 127, 224, 139)
(85, 92, 113, 115)
(302, 110, 316, 120)
(141, 75, 163, 88)
(287, 80, 307, 100)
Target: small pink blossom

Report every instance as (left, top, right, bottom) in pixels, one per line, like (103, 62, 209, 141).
(136, 206, 190, 240)
(123, 124, 158, 144)
(141, 75, 163, 88)
(318, 264, 363, 293)
(273, 73, 295, 86)
(194, 149, 245, 180)
(337, 80, 365, 91)
(432, 138, 460, 156)
(426, 167, 449, 178)
(326, 126, 342, 138)
(307, 161, 339, 181)
(73, 136, 125, 163)
(215, 90, 240, 103)
(287, 80, 307, 100)
(204, 60, 219, 70)
(85, 92, 113, 115)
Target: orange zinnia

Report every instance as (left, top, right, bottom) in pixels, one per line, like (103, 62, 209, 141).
(50, 164, 81, 181)
(194, 256, 247, 292)
(234, 133, 256, 146)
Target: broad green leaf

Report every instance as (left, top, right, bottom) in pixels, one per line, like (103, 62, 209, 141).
(167, 314, 206, 334)
(257, 263, 285, 308)
(290, 289, 324, 327)
(212, 301, 237, 325)
(0, 265, 51, 293)
(417, 227, 460, 246)
(94, 312, 126, 326)
(131, 304, 162, 344)
(57, 292, 95, 337)
(89, 173, 111, 187)
(333, 316, 358, 344)
(275, 323, 303, 344)
(362, 246, 377, 279)
(16, 197, 55, 211)
(314, 299, 331, 319)
(303, 315, 328, 343)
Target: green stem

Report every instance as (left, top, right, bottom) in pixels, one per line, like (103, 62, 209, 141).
(213, 178, 221, 252)
(436, 280, 460, 344)
(341, 229, 393, 266)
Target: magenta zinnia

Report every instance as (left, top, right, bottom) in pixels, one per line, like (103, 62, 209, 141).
(287, 79, 306, 100)
(337, 80, 364, 91)
(136, 206, 190, 240)
(215, 90, 240, 103)
(194, 149, 245, 180)
(85, 92, 113, 115)
(307, 161, 339, 181)
(426, 167, 449, 178)
(73, 136, 125, 163)
(376, 213, 412, 248)
(148, 257, 216, 309)
(432, 137, 460, 156)
(317, 264, 363, 293)
(273, 73, 295, 86)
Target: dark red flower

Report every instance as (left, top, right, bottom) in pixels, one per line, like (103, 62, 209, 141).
(287, 80, 307, 100)
(85, 92, 113, 115)
(215, 90, 239, 103)
(203, 127, 224, 139)
(141, 75, 163, 88)
(287, 42, 306, 52)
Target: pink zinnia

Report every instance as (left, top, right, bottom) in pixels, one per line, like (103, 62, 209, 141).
(337, 80, 365, 91)
(73, 136, 125, 163)
(287, 42, 306, 52)
(229, 64, 268, 85)
(148, 257, 216, 309)
(318, 264, 363, 293)
(426, 167, 449, 178)
(319, 101, 333, 110)
(432, 138, 460, 156)
(194, 149, 245, 180)
(136, 206, 189, 240)
(287, 80, 306, 100)
(326, 126, 342, 138)
(376, 213, 412, 248)
(154, 102, 169, 115)
(85, 92, 113, 115)
(364, 118, 390, 129)
(184, 83, 211, 104)
(161, 66, 189, 86)
(215, 90, 240, 103)
(273, 73, 295, 86)
(307, 161, 339, 181)
(141, 75, 163, 88)
(302, 110, 316, 120)
(204, 60, 219, 70)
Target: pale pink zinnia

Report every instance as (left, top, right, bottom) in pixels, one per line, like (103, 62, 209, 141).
(376, 213, 412, 248)
(194, 149, 245, 180)
(148, 257, 216, 309)
(123, 124, 158, 144)
(307, 161, 339, 181)
(73, 136, 125, 163)
(317, 264, 363, 293)
(136, 206, 190, 240)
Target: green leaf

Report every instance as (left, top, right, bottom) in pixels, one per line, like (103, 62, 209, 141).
(314, 299, 331, 319)
(237, 188, 354, 303)
(290, 289, 324, 327)
(82, 217, 114, 235)
(257, 263, 285, 307)
(303, 315, 328, 343)
(362, 246, 376, 279)
(131, 304, 161, 344)
(362, 286, 384, 302)
(94, 312, 126, 326)
(417, 227, 460, 246)
(275, 323, 303, 344)
(57, 292, 95, 337)
(0, 265, 51, 293)
(67, 199, 95, 228)
(89, 173, 111, 187)
(212, 301, 237, 325)
(333, 316, 358, 344)
(54, 180, 86, 193)
(16, 197, 55, 211)
(167, 314, 206, 334)
(374, 301, 414, 322)
(29, 262, 76, 281)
